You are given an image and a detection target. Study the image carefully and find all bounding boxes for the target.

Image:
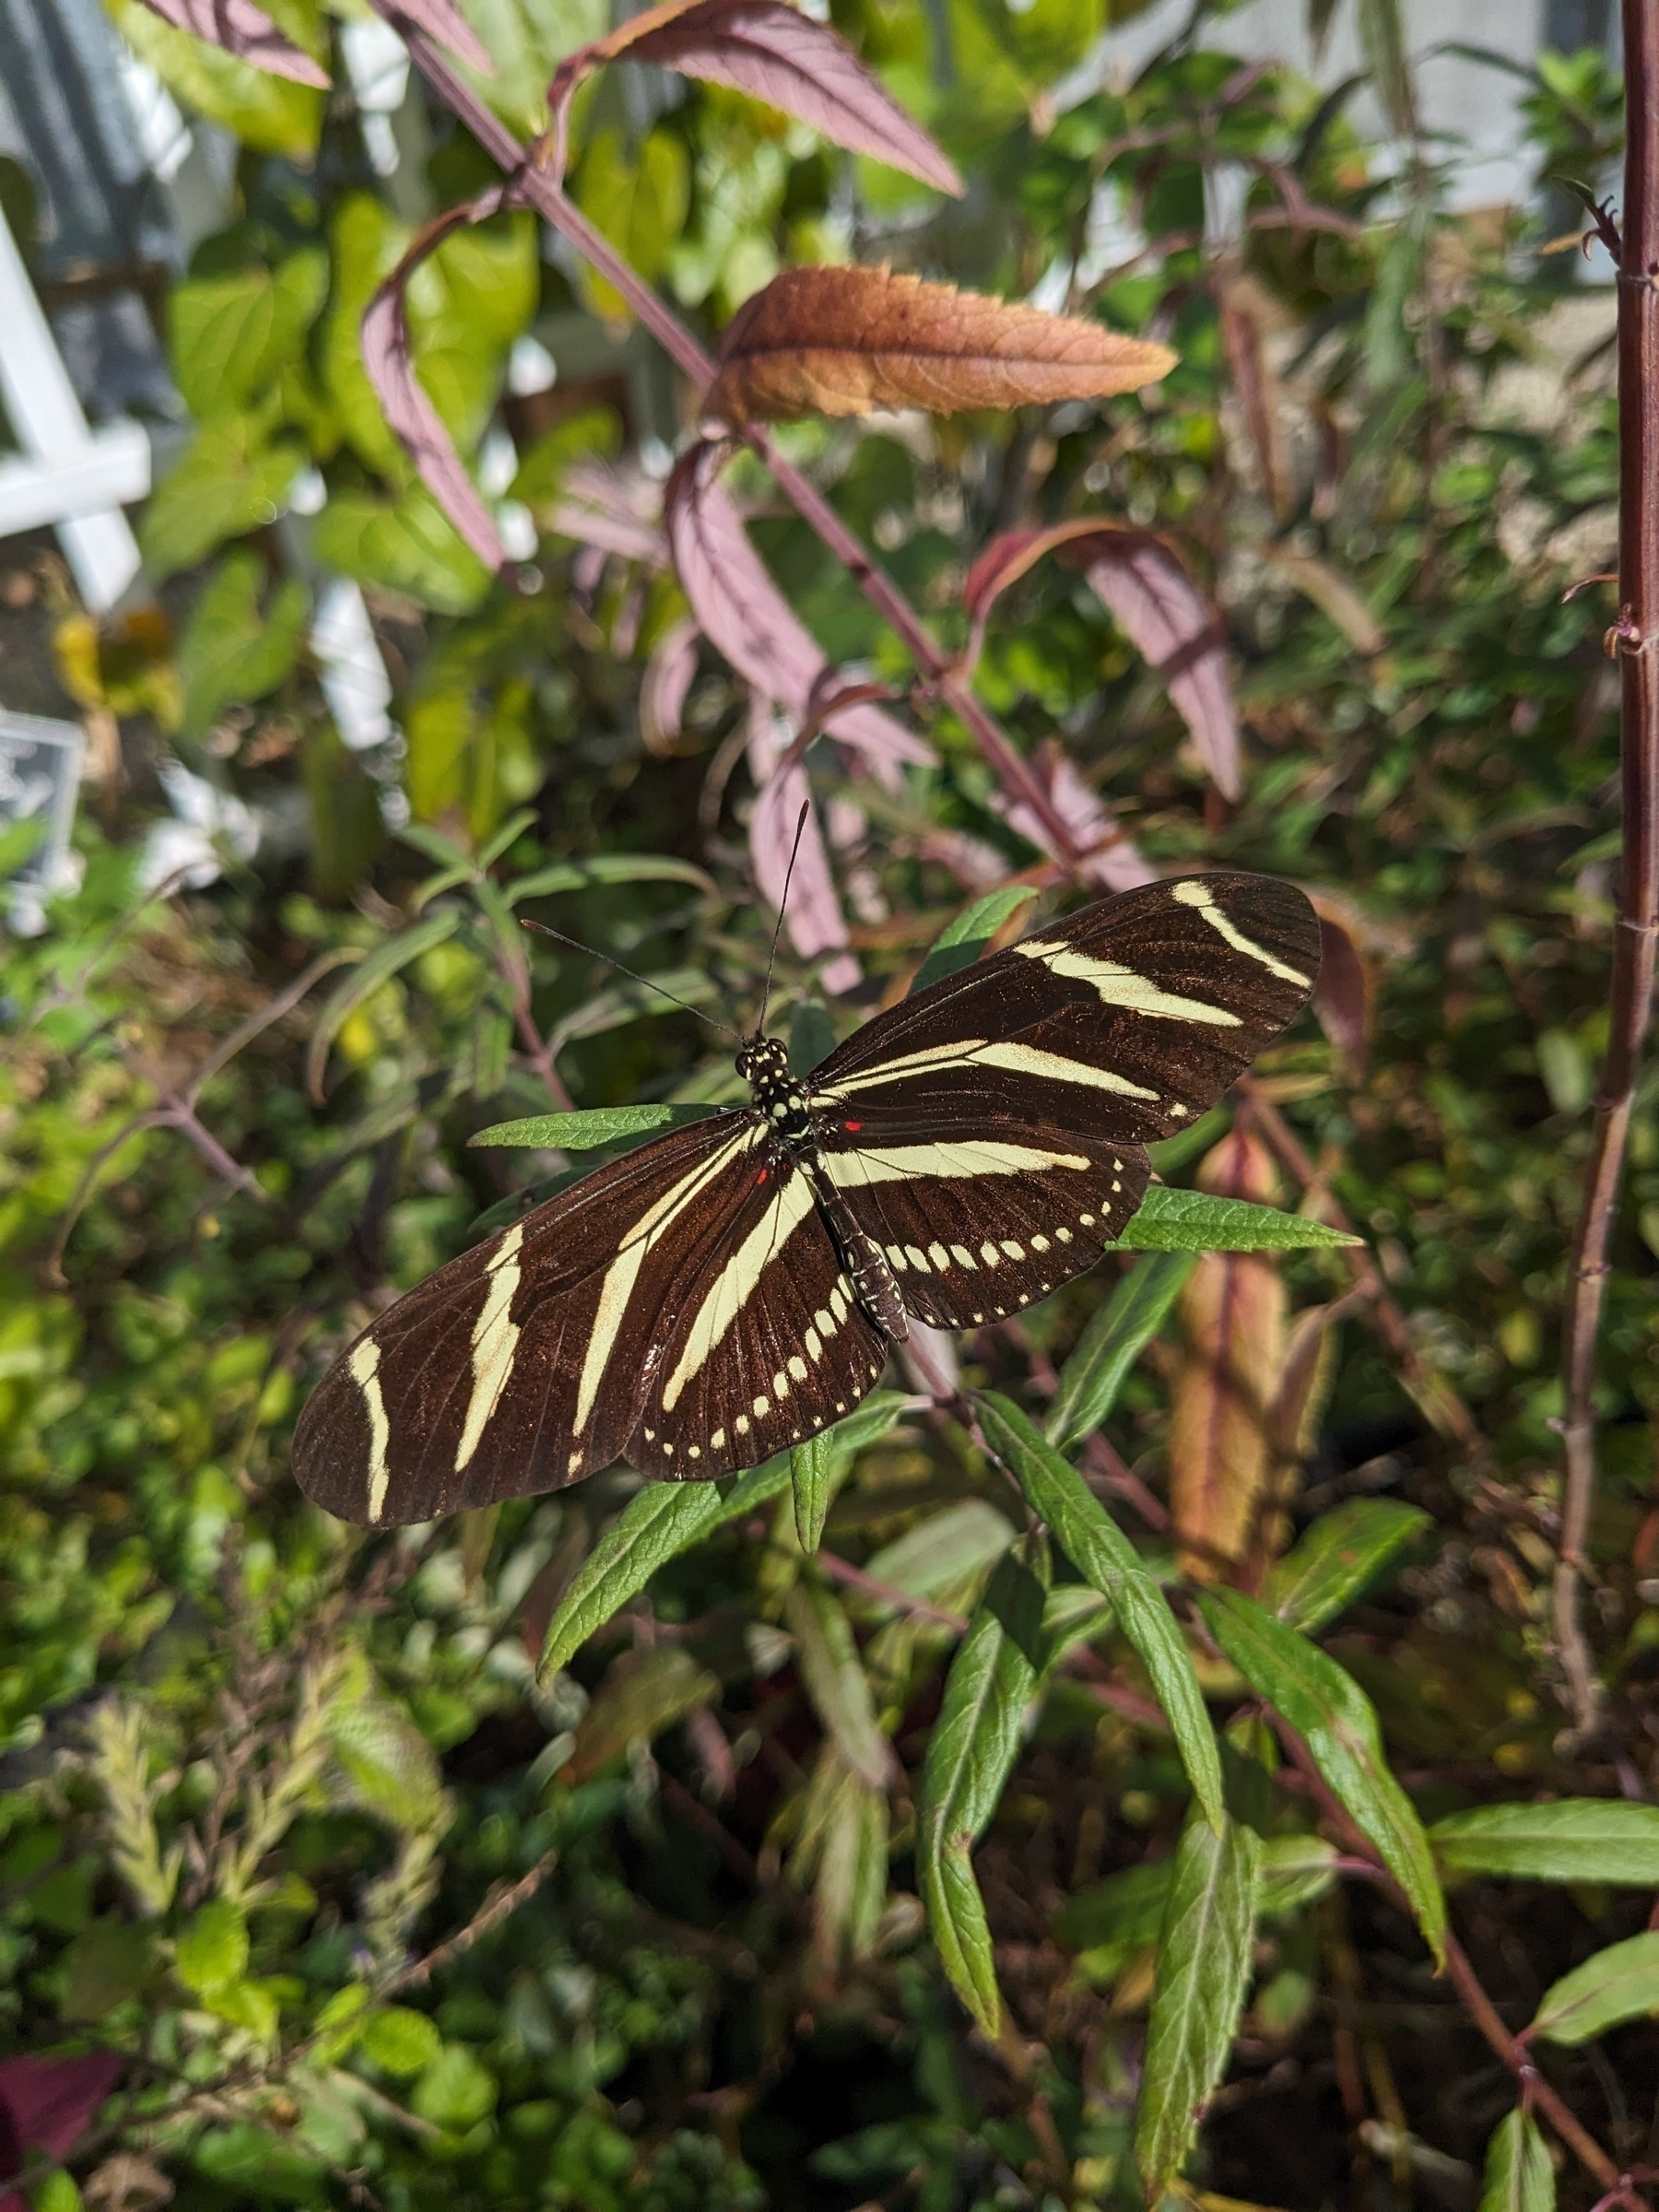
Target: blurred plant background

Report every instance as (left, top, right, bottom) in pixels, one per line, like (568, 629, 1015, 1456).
(3, 0, 1657, 2204)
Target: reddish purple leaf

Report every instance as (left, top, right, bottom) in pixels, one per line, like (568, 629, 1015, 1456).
(368, 0, 492, 74)
(964, 519, 1240, 801)
(551, 460, 667, 566)
(361, 274, 504, 573)
(588, 0, 959, 194)
(665, 442, 933, 786)
(1310, 902, 1373, 1074)
(0, 2052, 124, 2210)
(132, 0, 329, 79)
(641, 616, 700, 755)
(992, 741, 1153, 893)
(747, 700, 861, 995)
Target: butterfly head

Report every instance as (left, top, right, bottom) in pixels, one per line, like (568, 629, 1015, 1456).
(736, 1034, 813, 1141)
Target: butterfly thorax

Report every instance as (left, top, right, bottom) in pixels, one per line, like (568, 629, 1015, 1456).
(735, 1035, 816, 1146)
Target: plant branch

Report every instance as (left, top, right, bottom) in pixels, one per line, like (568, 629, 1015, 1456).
(1556, 0, 1659, 1742)
(385, 20, 1088, 870)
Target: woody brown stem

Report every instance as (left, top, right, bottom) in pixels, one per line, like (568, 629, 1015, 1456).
(1555, 0, 1659, 1740)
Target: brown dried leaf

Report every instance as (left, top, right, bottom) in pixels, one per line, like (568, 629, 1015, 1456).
(665, 441, 932, 784)
(1167, 1131, 1288, 1583)
(361, 265, 504, 573)
(133, 0, 329, 81)
(582, 0, 959, 194)
(706, 267, 1176, 425)
(963, 519, 1239, 799)
(1309, 900, 1374, 1075)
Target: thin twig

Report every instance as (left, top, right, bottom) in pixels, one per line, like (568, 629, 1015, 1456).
(1556, 0, 1659, 1743)
(375, 1849, 559, 1998)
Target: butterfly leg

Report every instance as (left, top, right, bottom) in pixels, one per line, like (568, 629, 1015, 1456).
(802, 1159, 910, 1343)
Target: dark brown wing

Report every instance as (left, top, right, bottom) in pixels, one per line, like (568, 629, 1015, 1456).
(808, 873, 1320, 1145)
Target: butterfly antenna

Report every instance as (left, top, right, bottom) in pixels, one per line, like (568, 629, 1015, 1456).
(520, 918, 743, 1041)
(755, 800, 812, 1041)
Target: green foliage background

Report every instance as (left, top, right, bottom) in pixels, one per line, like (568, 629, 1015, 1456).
(3, 2, 1657, 2206)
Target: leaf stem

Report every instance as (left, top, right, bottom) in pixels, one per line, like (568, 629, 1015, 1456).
(385, 21, 1088, 868)
(1555, 0, 1659, 1743)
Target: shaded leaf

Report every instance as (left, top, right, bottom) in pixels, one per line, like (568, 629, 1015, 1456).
(1047, 1251, 1194, 1453)
(1113, 1187, 1361, 1253)
(792, 1431, 836, 1554)
(538, 1456, 791, 1677)
(1198, 1588, 1445, 1965)
(1259, 1832, 1340, 1916)
(305, 912, 459, 1101)
(785, 1576, 888, 1790)
(1430, 1800, 1659, 1888)
(569, 1646, 719, 1778)
(138, 414, 304, 579)
(1265, 1500, 1431, 1633)
(1310, 902, 1374, 1074)
(641, 617, 700, 757)
(574, 0, 960, 194)
(909, 885, 1038, 994)
(1477, 2111, 1556, 2212)
(362, 260, 504, 572)
(707, 268, 1176, 425)
(1532, 1929, 1659, 2045)
(917, 1538, 1049, 2035)
(507, 853, 713, 904)
(1135, 1813, 1262, 2202)
(862, 1499, 1015, 1615)
(965, 521, 1238, 797)
(977, 1394, 1223, 1830)
(178, 550, 309, 738)
(468, 1105, 717, 1150)
(789, 997, 838, 1076)
(1263, 544, 1383, 655)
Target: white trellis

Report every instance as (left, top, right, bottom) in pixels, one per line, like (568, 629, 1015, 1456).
(0, 202, 148, 612)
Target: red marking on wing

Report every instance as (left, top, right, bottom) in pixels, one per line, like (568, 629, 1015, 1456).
(843, 1120, 862, 1132)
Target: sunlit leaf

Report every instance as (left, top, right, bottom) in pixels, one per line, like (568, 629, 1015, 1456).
(1047, 1251, 1194, 1452)
(1265, 1500, 1432, 1633)
(1430, 1799, 1659, 1888)
(1113, 1187, 1361, 1252)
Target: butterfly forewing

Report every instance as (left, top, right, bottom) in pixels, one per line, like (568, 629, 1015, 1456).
(810, 873, 1320, 1146)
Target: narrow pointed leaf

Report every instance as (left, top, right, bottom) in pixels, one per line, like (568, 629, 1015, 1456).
(1477, 2111, 1556, 2212)
(785, 1577, 888, 1790)
(917, 1539, 1049, 2036)
(707, 268, 1177, 425)
(362, 273, 504, 572)
(370, 0, 492, 72)
(580, 0, 960, 194)
(977, 1394, 1223, 1831)
(964, 520, 1238, 797)
(792, 1432, 834, 1554)
(1198, 1588, 1445, 1965)
(507, 853, 714, 903)
(1265, 1500, 1431, 1632)
(1430, 1799, 1659, 1888)
(133, 0, 329, 82)
(910, 886, 1039, 994)
(305, 913, 459, 1101)
(1135, 1813, 1263, 2203)
(1047, 1252, 1194, 1452)
(469, 1105, 717, 1150)
(538, 1457, 790, 1677)
(1113, 1187, 1360, 1252)
(1532, 1929, 1659, 2044)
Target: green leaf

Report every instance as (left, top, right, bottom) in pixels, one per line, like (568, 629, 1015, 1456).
(169, 248, 327, 419)
(538, 1457, 791, 1677)
(792, 1431, 835, 1553)
(1477, 2110, 1556, 2212)
(507, 853, 715, 903)
(360, 2006, 443, 2078)
(1430, 1800, 1659, 1888)
(977, 1392, 1224, 1831)
(910, 886, 1039, 994)
(110, 0, 324, 158)
(178, 551, 310, 739)
(326, 1699, 449, 1830)
(1259, 1832, 1340, 1917)
(571, 1645, 719, 1774)
(1112, 1186, 1362, 1252)
(139, 414, 305, 579)
(412, 2044, 498, 2131)
(572, 127, 690, 324)
(1053, 1856, 1171, 1963)
(1532, 1930, 1659, 2044)
(1198, 1589, 1446, 1966)
(1135, 1811, 1262, 2203)
(917, 1537, 1049, 2035)
(1265, 1500, 1432, 1633)
(863, 1498, 1016, 1615)
(785, 1576, 889, 1790)
(174, 1897, 249, 1994)
(468, 1104, 716, 1150)
(312, 485, 491, 618)
(306, 912, 461, 1100)
(1046, 1252, 1194, 1451)
(33, 2170, 82, 2212)
(790, 996, 838, 1076)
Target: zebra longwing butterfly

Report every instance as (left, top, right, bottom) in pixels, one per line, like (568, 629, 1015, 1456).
(291, 872, 1320, 1526)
